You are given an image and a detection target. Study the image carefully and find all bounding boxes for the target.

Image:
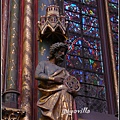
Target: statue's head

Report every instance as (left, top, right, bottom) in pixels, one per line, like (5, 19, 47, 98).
(49, 42, 68, 63)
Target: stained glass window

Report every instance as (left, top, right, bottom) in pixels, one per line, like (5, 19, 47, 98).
(64, 1, 80, 12)
(64, 0, 108, 114)
(82, 16, 99, 27)
(81, 0, 97, 6)
(109, 0, 118, 3)
(108, 0, 118, 74)
(82, 6, 97, 17)
(83, 25, 100, 37)
(69, 21, 81, 33)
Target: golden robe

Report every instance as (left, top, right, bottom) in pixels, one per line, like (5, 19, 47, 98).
(35, 61, 78, 120)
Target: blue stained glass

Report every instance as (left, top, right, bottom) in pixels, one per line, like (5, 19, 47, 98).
(110, 14, 118, 23)
(68, 45, 83, 56)
(66, 35, 78, 44)
(83, 37, 101, 50)
(64, 1, 80, 13)
(66, 55, 83, 69)
(114, 53, 118, 63)
(85, 72, 104, 86)
(109, 3, 118, 10)
(68, 69, 84, 82)
(109, 0, 118, 3)
(72, 38, 83, 45)
(111, 22, 118, 32)
(116, 65, 118, 71)
(82, 6, 97, 17)
(112, 32, 118, 42)
(83, 25, 100, 38)
(78, 40, 82, 45)
(84, 48, 102, 61)
(81, 0, 97, 6)
(97, 87, 106, 99)
(84, 59, 103, 73)
(113, 44, 118, 53)
(82, 16, 98, 27)
(65, 11, 80, 22)
(69, 22, 81, 33)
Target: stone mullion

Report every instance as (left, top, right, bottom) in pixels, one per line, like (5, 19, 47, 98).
(97, 0, 117, 114)
(2, 0, 9, 93)
(21, 0, 33, 120)
(104, 0, 118, 112)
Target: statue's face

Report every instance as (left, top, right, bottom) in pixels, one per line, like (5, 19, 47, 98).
(55, 47, 66, 63)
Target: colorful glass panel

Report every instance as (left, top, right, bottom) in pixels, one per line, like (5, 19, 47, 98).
(85, 72, 104, 86)
(109, 0, 118, 3)
(65, 11, 80, 22)
(109, 3, 118, 12)
(110, 14, 119, 23)
(84, 48, 102, 61)
(82, 16, 98, 27)
(114, 52, 118, 62)
(82, 6, 97, 17)
(113, 43, 118, 53)
(68, 45, 83, 56)
(111, 22, 118, 32)
(83, 37, 101, 50)
(112, 32, 118, 43)
(66, 35, 78, 43)
(71, 37, 83, 45)
(83, 25, 100, 38)
(67, 69, 84, 82)
(66, 54, 83, 69)
(67, 37, 82, 46)
(84, 59, 104, 73)
(64, 0, 107, 113)
(64, 1, 80, 13)
(81, 0, 97, 6)
(69, 21, 81, 33)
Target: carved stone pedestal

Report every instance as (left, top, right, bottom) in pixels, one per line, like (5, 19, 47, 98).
(2, 107, 26, 120)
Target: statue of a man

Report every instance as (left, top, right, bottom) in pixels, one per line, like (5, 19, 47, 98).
(35, 42, 80, 120)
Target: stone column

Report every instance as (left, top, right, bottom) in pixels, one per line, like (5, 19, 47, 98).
(21, 0, 33, 119)
(2, 0, 9, 93)
(3, 0, 20, 108)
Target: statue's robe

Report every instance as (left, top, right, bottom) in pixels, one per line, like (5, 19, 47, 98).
(35, 61, 78, 120)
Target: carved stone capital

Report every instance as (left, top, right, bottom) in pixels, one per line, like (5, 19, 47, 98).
(2, 106, 26, 120)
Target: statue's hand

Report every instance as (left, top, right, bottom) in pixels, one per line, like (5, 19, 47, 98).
(67, 88, 76, 93)
(54, 77, 64, 83)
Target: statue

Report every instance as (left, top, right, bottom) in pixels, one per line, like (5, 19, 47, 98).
(35, 42, 80, 120)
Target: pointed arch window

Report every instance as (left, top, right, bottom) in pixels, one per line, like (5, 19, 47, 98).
(64, 0, 113, 115)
